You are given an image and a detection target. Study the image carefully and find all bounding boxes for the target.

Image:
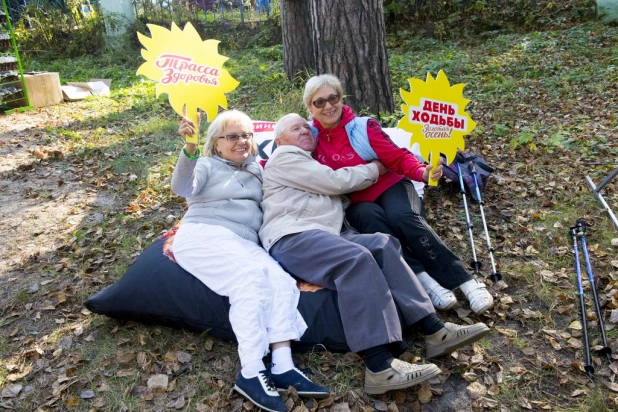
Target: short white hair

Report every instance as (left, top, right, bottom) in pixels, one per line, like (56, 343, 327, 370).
(274, 113, 305, 140)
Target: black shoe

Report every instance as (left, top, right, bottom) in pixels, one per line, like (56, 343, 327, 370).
(234, 371, 287, 412)
(270, 367, 330, 399)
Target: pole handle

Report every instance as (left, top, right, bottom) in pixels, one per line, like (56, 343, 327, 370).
(427, 153, 440, 187)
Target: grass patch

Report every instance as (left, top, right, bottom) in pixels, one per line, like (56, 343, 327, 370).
(0, 18, 615, 411)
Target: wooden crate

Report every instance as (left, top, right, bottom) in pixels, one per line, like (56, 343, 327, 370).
(10, 72, 63, 108)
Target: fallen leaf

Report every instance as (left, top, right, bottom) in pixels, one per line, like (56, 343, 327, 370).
(477, 397, 499, 408)
(80, 390, 95, 399)
(318, 396, 334, 408)
(610, 310, 618, 324)
(522, 308, 542, 318)
(604, 381, 618, 393)
(387, 402, 399, 412)
(66, 395, 79, 406)
(466, 381, 487, 400)
(416, 382, 433, 403)
(117, 351, 136, 366)
(1, 384, 22, 398)
(116, 369, 136, 378)
(518, 395, 533, 409)
(329, 403, 351, 412)
(462, 372, 478, 382)
(495, 327, 518, 337)
(521, 346, 536, 356)
(567, 337, 583, 349)
(176, 351, 192, 364)
(166, 395, 185, 409)
(568, 320, 583, 330)
(571, 389, 587, 397)
(455, 307, 472, 318)
(374, 400, 388, 411)
(147, 374, 168, 392)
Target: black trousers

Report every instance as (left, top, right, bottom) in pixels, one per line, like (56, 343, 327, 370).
(346, 179, 472, 290)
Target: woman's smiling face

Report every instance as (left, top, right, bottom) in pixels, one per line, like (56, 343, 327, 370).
(308, 86, 343, 129)
(215, 124, 253, 164)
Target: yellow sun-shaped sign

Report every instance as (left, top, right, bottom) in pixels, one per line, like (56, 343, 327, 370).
(398, 70, 476, 186)
(136, 22, 239, 144)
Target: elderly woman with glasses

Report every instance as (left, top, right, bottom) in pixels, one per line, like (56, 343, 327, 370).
(304, 74, 494, 315)
(171, 110, 329, 412)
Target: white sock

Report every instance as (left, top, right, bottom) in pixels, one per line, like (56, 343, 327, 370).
(270, 347, 294, 374)
(241, 359, 266, 379)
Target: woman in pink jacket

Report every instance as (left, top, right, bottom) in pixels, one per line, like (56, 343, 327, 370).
(304, 74, 493, 315)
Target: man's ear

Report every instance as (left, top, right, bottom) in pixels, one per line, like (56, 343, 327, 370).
(274, 138, 281, 146)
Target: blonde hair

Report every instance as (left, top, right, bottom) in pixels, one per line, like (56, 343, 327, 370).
(203, 110, 257, 158)
(302, 74, 344, 116)
(274, 113, 305, 140)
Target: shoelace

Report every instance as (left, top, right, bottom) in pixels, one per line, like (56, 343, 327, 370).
(258, 371, 277, 391)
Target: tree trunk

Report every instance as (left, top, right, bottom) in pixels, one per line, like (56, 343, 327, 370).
(281, 0, 315, 81)
(309, 0, 394, 114)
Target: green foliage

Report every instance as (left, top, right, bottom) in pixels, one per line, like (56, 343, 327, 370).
(509, 126, 537, 151)
(384, 0, 596, 40)
(14, 0, 106, 59)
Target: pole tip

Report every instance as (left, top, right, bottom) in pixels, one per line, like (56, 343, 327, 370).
(490, 272, 502, 283)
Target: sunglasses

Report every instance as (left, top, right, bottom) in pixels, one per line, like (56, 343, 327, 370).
(218, 132, 254, 142)
(312, 94, 341, 109)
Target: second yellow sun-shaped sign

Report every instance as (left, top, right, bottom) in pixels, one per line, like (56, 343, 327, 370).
(398, 70, 477, 186)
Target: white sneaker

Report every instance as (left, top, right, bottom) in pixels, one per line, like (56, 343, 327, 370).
(425, 322, 490, 358)
(459, 279, 494, 314)
(417, 272, 457, 310)
(364, 359, 441, 395)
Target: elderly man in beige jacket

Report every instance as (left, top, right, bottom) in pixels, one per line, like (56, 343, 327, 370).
(259, 113, 489, 395)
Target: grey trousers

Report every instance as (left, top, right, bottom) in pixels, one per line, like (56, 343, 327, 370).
(269, 229, 435, 352)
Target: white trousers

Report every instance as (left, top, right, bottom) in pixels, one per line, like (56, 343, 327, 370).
(172, 223, 307, 367)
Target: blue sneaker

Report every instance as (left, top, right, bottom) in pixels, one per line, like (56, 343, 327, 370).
(270, 367, 330, 399)
(234, 371, 287, 412)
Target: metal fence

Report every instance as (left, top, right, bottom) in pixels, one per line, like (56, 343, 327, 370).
(3, 0, 278, 29)
(4, 0, 98, 24)
(132, 0, 280, 24)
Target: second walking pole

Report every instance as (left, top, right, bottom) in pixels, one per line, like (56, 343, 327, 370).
(573, 219, 612, 361)
(569, 223, 595, 379)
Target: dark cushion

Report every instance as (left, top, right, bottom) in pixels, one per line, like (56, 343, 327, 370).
(84, 233, 349, 353)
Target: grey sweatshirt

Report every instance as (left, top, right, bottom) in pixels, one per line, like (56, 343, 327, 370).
(171, 151, 264, 244)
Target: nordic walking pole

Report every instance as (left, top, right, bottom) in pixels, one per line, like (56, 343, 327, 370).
(468, 162, 502, 283)
(574, 219, 612, 361)
(569, 224, 595, 379)
(455, 153, 482, 275)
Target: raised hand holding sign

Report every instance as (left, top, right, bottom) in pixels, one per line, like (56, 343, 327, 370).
(398, 70, 476, 186)
(136, 22, 239, 144)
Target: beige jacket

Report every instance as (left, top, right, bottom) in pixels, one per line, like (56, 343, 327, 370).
(259, 145, 379, 251)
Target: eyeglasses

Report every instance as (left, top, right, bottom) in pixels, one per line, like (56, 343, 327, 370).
(218, 132, 254, 142)
(312, 94, 341, 109)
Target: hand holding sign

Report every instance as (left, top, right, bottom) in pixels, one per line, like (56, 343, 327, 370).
(136, 22, 239, 144)
(178, 104, 201, 155)
(398, 70, 476, 186)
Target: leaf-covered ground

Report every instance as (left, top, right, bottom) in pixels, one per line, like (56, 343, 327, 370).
(0, 21, 617, 411)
